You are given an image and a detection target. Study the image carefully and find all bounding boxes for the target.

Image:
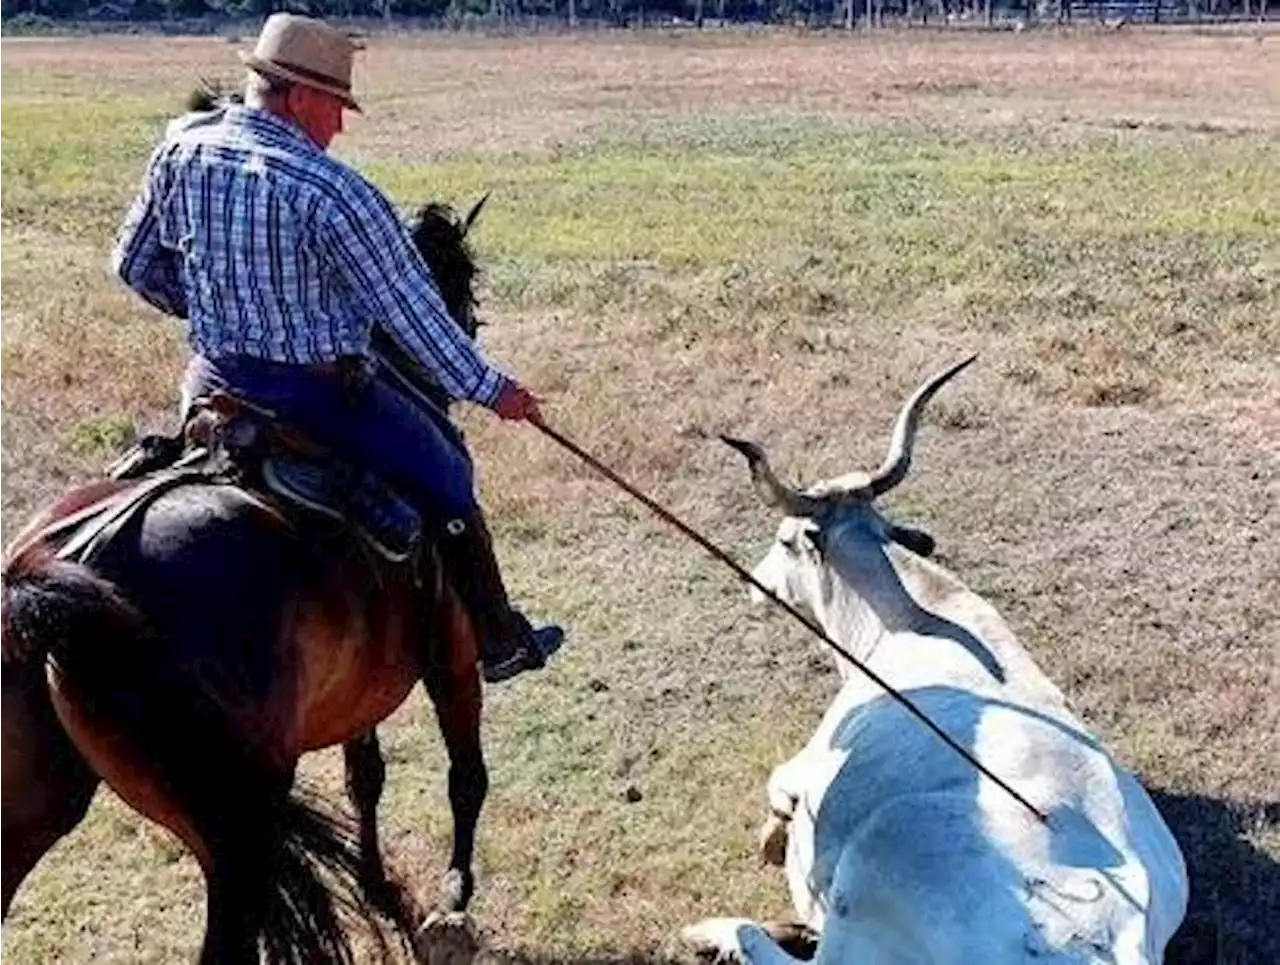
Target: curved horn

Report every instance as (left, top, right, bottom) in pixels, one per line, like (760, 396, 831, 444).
(868, 354, 978, 498)
(721, 436, 824, 517)
(462, 192, 491, 233)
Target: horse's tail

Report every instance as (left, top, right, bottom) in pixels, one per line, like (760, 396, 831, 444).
(1, 549, 407, 963)
(262, 794, 404, 965)
(1, 547, 150, 669)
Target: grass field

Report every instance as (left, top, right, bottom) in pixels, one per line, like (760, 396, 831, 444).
(2, 24, 1278, 964)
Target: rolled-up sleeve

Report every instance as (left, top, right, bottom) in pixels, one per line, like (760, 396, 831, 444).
(110, 146, 188, 319)
(320, 173, 509, 408)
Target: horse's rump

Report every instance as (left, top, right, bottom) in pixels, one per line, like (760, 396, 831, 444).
(5, 476, 425, 760)
(144, 482, 427, 751)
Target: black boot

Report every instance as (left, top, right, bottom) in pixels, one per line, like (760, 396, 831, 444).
(438, 511, 565, 684)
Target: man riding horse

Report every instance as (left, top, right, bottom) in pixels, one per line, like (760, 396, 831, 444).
(110, 13, 564, 684)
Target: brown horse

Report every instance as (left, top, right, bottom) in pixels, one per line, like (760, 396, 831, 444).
(2, 197, 496, 963)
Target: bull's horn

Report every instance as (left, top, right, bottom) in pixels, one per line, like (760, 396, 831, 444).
(867, 354, 978, 498)
(462, 192, 491, 233)
(721, 436, 824, 517)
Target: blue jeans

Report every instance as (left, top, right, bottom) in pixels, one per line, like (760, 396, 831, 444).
(183, 355, 477, 519)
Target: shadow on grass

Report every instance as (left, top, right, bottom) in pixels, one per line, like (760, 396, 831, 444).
(1152, 786, 1280, 965)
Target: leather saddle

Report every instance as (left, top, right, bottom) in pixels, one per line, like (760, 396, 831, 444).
(106, 392, 426, 564)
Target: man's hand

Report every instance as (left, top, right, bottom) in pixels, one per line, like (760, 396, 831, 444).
(494, 380, 544, 424)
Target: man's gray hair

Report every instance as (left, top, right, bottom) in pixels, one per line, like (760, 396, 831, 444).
(244, 68, 293, 107)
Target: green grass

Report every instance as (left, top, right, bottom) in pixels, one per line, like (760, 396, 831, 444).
(7, 97, 1273, 409)
(385, 120, 1277, 406)
(374, 122, 1276, 294)
(0, 98, 177, 238)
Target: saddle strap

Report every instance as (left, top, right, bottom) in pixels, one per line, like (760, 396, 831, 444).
(9, 493, 128, 564)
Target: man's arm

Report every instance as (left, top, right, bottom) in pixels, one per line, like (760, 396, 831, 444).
(110, 146, 188, 319)
(320, 175, 510, 408)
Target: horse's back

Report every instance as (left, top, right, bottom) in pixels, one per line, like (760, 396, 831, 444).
(85, 484, 296, 694)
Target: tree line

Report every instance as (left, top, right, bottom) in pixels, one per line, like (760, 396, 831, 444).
(1, 0, 1270, 31)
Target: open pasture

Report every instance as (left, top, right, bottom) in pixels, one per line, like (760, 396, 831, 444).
(2, 24, 1278, 963)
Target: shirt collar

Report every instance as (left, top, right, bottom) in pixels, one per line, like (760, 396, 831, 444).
(226, 104, 323, 153)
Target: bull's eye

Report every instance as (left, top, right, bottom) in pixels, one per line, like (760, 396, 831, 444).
(780, 529, 823, 558)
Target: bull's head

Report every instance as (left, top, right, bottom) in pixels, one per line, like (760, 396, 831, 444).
(721, 355, 976, 613)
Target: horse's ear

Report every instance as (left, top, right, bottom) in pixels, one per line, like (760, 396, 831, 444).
(462, 192, 490, 234)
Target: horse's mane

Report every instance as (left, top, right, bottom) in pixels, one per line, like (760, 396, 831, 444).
(187, 80, 241, 114)
(405, 204, 481, 339)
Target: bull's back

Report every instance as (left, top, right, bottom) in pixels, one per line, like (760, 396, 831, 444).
(816, 788, 1150, 964)
(796, 689, 1176, 962)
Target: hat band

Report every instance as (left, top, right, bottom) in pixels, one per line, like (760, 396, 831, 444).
(267, 57, 351, 93)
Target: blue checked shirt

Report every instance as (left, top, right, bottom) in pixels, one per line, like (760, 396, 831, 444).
(111, 105, 508, 407)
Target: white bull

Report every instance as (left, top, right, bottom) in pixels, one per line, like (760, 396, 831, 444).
(683, 357, 1188, 965)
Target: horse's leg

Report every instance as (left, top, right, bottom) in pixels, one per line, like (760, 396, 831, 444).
(201, 833, 272, 965)
(344, 729, 389, 887)
(1, 662, 99, 917)
(423, 594, 488, 914)
(47, 663, 276, 964)
(44, 639, 369, 963)
(343, 729, 423, 931)
(196, 767, 364, 965)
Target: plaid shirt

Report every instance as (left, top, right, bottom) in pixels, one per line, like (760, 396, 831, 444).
(111, 105, 507, 407)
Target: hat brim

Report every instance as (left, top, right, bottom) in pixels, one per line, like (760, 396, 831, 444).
(241, 53, 361, 112)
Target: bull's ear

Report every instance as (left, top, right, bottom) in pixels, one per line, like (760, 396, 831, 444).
(463, 192, 491, 234)
(888, 522, 936, 558)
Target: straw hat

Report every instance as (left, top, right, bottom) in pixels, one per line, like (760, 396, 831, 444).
(241, 14, 363, 111)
